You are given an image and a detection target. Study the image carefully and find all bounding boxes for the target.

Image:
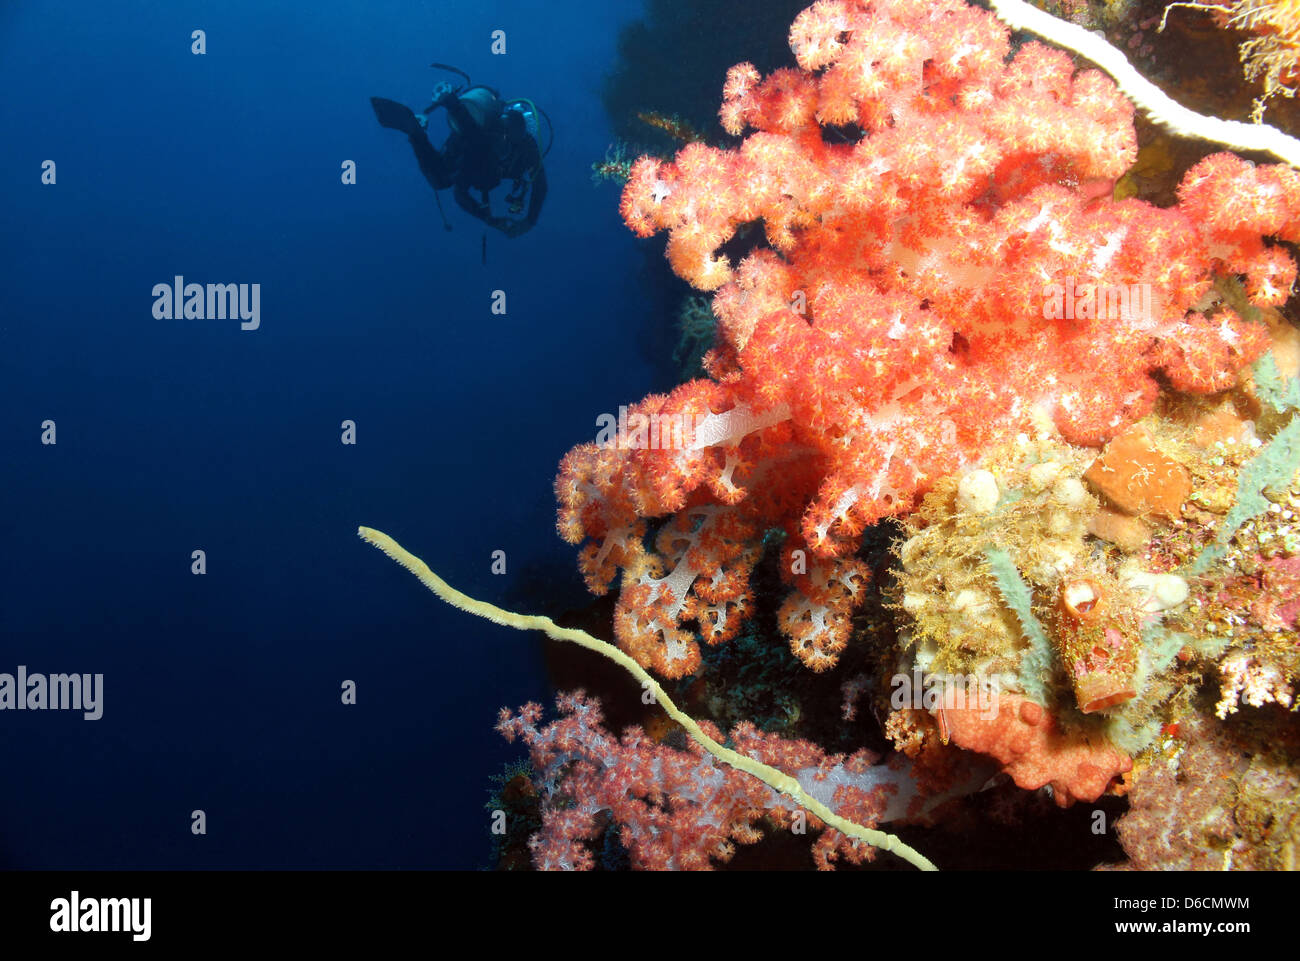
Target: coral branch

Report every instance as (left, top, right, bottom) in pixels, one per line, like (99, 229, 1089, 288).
(357, 526, 937, 870)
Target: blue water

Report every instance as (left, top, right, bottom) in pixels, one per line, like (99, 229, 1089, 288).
(0, 0, 669, 868)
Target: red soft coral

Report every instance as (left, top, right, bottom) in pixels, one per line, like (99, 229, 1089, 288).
(564, 0, 1293, 678)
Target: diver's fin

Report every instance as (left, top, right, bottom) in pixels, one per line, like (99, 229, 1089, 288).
(370, 97, 422, 135)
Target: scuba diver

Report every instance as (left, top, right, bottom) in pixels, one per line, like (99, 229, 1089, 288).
(371, 65, 550, 238)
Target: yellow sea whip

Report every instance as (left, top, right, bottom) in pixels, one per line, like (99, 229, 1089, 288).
(357, 525, 937, 871)
(989, 0, 1300, 166)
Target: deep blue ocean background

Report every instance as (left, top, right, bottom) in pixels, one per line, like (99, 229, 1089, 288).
(0, 0, 676, 868)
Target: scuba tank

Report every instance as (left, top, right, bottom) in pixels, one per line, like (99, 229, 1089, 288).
(501, 98, 551, 214)
(506, 97, 553, 159)
(447, 86, 502, 135)
(504, 99, 540, 142)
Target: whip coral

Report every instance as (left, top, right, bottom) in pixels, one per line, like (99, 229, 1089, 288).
(357, 526, 938, 869)
(559, 0, 1296, 680)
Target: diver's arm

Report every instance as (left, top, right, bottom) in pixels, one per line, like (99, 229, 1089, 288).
(496, 168, 547, 237)
(420, 82, 459, 121)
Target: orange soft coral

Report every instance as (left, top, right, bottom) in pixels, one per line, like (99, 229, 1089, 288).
(940, 694, 1132, 805)
(565, 0, 1296, 679)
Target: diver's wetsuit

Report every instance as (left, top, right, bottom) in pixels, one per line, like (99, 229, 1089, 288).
(376, 91, 546, 236)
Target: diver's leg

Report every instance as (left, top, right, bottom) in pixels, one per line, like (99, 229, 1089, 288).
(371, 98, 455, 190)
(370, 97, 423, 134)
(409, 131, 454, 191)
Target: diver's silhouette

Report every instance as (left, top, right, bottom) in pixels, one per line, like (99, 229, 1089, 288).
(371, 66, 549, 237)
